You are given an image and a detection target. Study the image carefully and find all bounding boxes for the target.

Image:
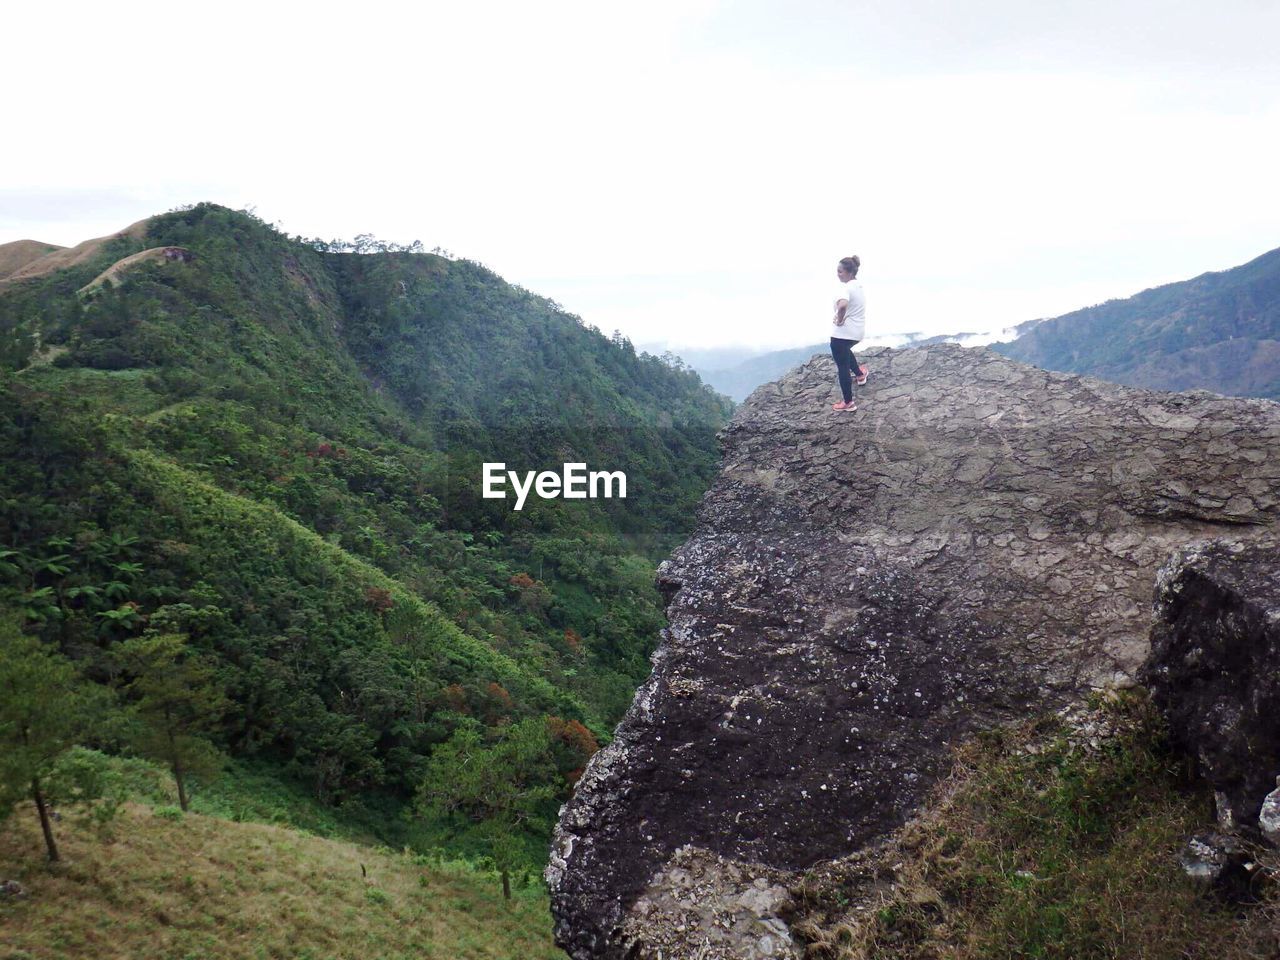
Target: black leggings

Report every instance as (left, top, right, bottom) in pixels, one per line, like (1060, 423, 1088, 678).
(830, 337, 863, 403)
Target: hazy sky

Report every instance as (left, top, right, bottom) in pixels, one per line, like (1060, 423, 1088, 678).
(4, 0, 1279, 351)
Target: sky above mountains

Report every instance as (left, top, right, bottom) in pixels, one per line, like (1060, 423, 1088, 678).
(4, 0, 1279, 350)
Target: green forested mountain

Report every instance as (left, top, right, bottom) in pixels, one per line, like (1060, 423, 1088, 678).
(0, 203, 730, 864)
(993, 245, 1280, 398)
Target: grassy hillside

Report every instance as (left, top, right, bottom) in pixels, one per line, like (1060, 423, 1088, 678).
(0, 202, 731, 870)
(994, 245, 1280, 398)
(0, 798, 562, 960)
(0, 240, 64, 282)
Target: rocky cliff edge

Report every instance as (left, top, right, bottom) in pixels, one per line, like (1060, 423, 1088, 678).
(548, 343, 1280, 959)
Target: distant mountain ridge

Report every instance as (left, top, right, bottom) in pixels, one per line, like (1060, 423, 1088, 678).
(686, 245, 1280, 402)
(993, 245, 1280, 398)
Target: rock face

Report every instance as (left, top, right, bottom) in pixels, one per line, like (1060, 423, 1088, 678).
(548, 344, 1280, 959)
(1142, 540, 1280, 836)
(1261, 782, 1280, 846)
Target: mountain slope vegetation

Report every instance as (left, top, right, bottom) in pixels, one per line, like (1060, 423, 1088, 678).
(0, 202, 730, 868)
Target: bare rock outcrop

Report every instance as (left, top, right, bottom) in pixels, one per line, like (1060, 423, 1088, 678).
(548, 344, 1280, 959)
(1141, 540, 1280, 837)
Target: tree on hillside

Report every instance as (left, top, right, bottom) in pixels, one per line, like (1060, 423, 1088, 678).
(0, 612, 112, 861)
(412, 717, 558, 899)
(112, 633, 230, 811)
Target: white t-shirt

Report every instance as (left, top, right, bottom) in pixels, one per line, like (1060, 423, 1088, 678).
(832, 279, 866, 340)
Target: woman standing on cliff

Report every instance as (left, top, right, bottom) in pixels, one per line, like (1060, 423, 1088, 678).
(831, 255, 868, 412)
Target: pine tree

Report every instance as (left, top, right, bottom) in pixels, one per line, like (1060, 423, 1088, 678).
(0, 612, 108, 861)
(412, 717, 558, 898)
(112, 633, 229, 811)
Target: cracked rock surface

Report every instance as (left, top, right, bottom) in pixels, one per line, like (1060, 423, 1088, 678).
(548, 344, 1280, 959)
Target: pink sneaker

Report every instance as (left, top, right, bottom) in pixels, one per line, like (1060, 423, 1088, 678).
(855, 365, 869, 386)
(832, 400, 857, 412)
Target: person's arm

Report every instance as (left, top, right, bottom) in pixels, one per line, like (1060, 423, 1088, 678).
(833, 299, 849, 326)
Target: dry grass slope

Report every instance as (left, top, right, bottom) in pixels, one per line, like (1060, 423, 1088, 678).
(0, 218, 150, 288)
(0, 240, 65, 281)
(0, 802, 563, 960)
